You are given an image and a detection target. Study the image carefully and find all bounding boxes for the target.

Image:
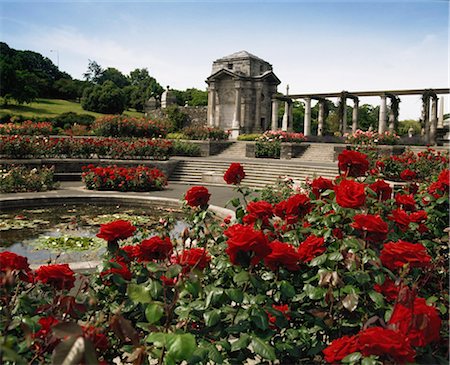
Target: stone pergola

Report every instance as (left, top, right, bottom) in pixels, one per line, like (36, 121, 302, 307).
(271, 88, 449, 144)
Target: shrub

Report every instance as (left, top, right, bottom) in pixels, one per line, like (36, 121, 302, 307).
(0, 121, 54, 135)
(81, 81, 126, 114)
(0, 165, 58, 192)
(52, 112, 95, 130)
(182, 126, 229, 140)
(82, 165, 167, 191)
(166, 132, 188, 140)
(0, 136, 172, 160)
(255, 140, 281, 158)
(169, 140, 201, 156)
(165, 105, 189, 131)
(237, 133, 262, 141)
(92, 115, 168, 138)
(1, 156, 448, 364)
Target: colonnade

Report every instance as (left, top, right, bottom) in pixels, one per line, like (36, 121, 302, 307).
(270, 88, 448, 144)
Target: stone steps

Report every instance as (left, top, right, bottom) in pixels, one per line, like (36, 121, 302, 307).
(214, 141, 248, 158)
(169, 159, 338, 188)
(297, 143, 336, 163)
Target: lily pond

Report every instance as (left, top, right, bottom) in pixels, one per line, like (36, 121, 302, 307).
(0, 203, 187, 265)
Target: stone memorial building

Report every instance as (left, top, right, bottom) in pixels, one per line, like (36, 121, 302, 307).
(206, 51, 281, 138)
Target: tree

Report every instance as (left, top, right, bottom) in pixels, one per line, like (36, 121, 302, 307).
(53, 78, 89, 101)
(125, 68, 163, 111)
(83, 60, 103, 83)
(357, 104, 379, 131)
(81, 81, 126, 114)
(98, 67, 130, 88)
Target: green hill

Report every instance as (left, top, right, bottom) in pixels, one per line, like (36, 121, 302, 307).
(0, 98, 144, 119)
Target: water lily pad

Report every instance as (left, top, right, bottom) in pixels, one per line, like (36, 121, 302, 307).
(34, 235, 105, 252)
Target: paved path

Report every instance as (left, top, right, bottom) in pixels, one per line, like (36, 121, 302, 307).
(0, 181, 255, 210)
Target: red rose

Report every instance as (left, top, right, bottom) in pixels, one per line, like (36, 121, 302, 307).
(400, 169, 417, 181)
(34, 316, 59, 339)
(0, 251, 32, 282)
(139, 236, 173, 261)
(323, 335, 359, 363)
(224, 224, 271, 266)
(369, 179, 392, 201)
(243, 200, 273, 226)
(351, 214, 388, 243)
(264, 240, 300, 271)
(35, 264, 76, 290)
(332, 228, 344, 239)
(297, 235, 326, 262)
(358, 327, 415, 364)
(121, 245, 140, 261)
(160, 275, 177, 286)
(96, 220, 136, 242)
(100, 258, 132, 281)
(374, 277, 399, 301)
(409, 210, 427, 224)
(268, 304, 291, 326)
(83, 326, 109, 351)
(334, 179, 366, 208)
(223, 163, 245, 184)
(395, 193, 416, 211)
(388, 208, 411, 231)
(338, 149, 369, 177)
(184, 186, 211, 207)
(311, 177, 334, 198)
(380, 240, 431, 271)
(175, 248, 211, 271)
(274, 194, 312, 224)
(437, 168, 449, 186)
(389, 297, 441, 347)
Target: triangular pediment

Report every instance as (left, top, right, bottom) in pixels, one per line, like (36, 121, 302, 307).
(207, 68, 244, 82)
(255, 70, 281, 85)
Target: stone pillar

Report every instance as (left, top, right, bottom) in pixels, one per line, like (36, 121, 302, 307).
(254, 86, 262, 133)
(438, 97, 444, 128)
(231, 83, 241, 138)
(282, 101, 289, 131)
(288, 102, 294, 132)
(207, 86, 216, 127)
(303, 97, 311, 136)
(422, 97, 430, 144)
(318, 100, 325, 137)
(271, 99, 279, 131)
(352, 99, 359, 133)
(339, 98, 347, 135)
(430, 97, 438, 144)
(378, 95, 387, 134)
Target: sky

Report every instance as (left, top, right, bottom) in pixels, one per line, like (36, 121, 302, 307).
(1, 0, 449, 120)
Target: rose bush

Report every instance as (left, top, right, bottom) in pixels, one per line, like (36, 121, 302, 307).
(82, 165, 167, 192)
(1, 150, 448, 365)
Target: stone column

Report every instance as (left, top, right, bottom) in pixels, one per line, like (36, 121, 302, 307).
(422, 97, 430, 144)
(207, 86, 216, 127)
(339, 98, 347, 135)
(303, 97, 311, 136)
(231, 83, 241, 138)
(378, 95, 387, 134)
(430, 97, 438, 144)
(254, 86, 262, 133)
(438, 97, 444, 128)
(271, 99, 279, 131)
(352, 99, 359, 133)
(317, 100, 325, 137)
(282, 101, 289, 132)
(288, 102, 294, 132)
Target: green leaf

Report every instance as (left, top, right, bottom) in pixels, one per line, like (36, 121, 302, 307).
(280, 281, 296, 298)
(328, 251, 343, 261)
(236, 207, 245, 220)
(146, 332, 166, 347)
(166, 333, 196, 361)
(361, 356, 379, 365)
(127, 284, 152, 304)
(310, 254, 328, 266)
(230, 333, 250, 352)
(251, 336, 276, 361)
(203, 309, 220, 327)
(145, 303, 164, 324)
(227, 288, 244, 303)
(251, 307, 269, 330)
(208, 344, 223, 364)
(149, 280, 163, 299)
(342, 351, 362, 363)
(233, 270, 250, 285)
(368, 291, 385, 307)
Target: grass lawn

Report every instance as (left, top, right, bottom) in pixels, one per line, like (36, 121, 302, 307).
(0, 98, 144, 119)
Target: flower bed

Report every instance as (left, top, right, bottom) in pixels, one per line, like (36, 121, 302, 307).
(0, 121, 54, 136)
(82, 165, 167, 192)
(0, 165, 59, 193)
(255, 131, 307, 159)
(0, 136, 172, 160)
(92, 115, 169, 138)
(345, 129, 400, 145)
(1, 155, 448, 364)
(257, 130, 306, 143)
